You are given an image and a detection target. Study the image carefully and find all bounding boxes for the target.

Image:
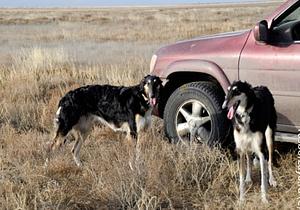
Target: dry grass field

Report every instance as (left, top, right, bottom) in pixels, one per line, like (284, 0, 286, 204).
(0, 2, 298, 209)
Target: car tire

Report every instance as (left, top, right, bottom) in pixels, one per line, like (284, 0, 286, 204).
(163, 81, 229, 146)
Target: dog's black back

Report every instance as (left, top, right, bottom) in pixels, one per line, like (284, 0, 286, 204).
(57, 84, 149, 136)
(249, 86, 277, 134)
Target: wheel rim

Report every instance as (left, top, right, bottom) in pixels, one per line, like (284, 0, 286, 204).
(175, 99, 212, 143)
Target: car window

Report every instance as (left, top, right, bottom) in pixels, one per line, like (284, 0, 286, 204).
(271, 3, 300, 43)
(277, 4, 300, 26)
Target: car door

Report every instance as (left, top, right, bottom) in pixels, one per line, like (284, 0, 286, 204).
(239, 3, 300, 133)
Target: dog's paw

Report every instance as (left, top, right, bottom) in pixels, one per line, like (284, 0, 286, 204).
(75, 159, 83, 167)
(269, 178, 277, 187)
(238, 197, 245, 206)
(261, 197, 269, 204)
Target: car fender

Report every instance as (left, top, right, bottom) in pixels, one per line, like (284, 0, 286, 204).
(163, 59, 231, 93)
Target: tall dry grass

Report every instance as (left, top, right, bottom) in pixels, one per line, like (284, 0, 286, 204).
(0, 2, 297, 209)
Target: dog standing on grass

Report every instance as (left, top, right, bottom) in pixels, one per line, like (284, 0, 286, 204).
(222, 81, 277, 203)
(46, 75, 162, 167)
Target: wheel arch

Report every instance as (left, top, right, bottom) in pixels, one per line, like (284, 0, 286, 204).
(158, 60, 231, 117)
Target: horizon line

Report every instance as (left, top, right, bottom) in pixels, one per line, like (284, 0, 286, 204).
(0, 1, 283, 9)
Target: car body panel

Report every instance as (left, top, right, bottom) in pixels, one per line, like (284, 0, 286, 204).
(152, 30, 251, 87)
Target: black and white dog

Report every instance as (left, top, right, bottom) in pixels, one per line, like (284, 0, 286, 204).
(222, 81, 277, 203)
(46, 75, 162, 167)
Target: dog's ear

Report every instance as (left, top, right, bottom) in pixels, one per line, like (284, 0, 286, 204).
(143, 75, 151, 81)
(159, 78, 163, 86)
(156, 77, 163, 90)
(156, 76, 162, 84)
(156, 77, 163, 91)
(139, 75, 147, 92)
(141, 75, 150, 83)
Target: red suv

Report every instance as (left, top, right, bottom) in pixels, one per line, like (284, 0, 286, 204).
(151, 0, 300, 144)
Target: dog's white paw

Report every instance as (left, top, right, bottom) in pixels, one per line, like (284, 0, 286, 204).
(261, 197, 269, 204)
(238, 196, 245, 205)
(269, 178, 277, 187)
(75, 159, 83, 167)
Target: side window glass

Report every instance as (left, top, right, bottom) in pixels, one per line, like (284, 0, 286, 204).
(277, 7, 300, 26)
(271, 4, 300, 43)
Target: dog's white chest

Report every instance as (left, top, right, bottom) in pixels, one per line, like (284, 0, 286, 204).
(234, 129, 263, 154)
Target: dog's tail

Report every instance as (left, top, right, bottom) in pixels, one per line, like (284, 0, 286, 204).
(264, 86, 277, 129)
(257, 86, 279, 167)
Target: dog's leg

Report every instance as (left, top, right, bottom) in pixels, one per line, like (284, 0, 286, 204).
(257, 151, 268, 203)
(238, 152, 246, 202)
(72, 139, 83, 167)
(144, 115, 153, 137)
(265, 126, 277, 187)
(129, 118, 138, 144)
(245, 152, 252, 183)
(72, 131, 88, 167)
(128, 118, 139, 171)
(45, 130, 66, 167)
(45, 132, 58, 167)
(71, 131, 79, 156)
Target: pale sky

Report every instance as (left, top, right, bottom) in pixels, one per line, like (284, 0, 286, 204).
(0, 0, 259, 7)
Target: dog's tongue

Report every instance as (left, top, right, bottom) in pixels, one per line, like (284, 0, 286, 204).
(150, 98, 157, 106)
(227, 106, 235, 120)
